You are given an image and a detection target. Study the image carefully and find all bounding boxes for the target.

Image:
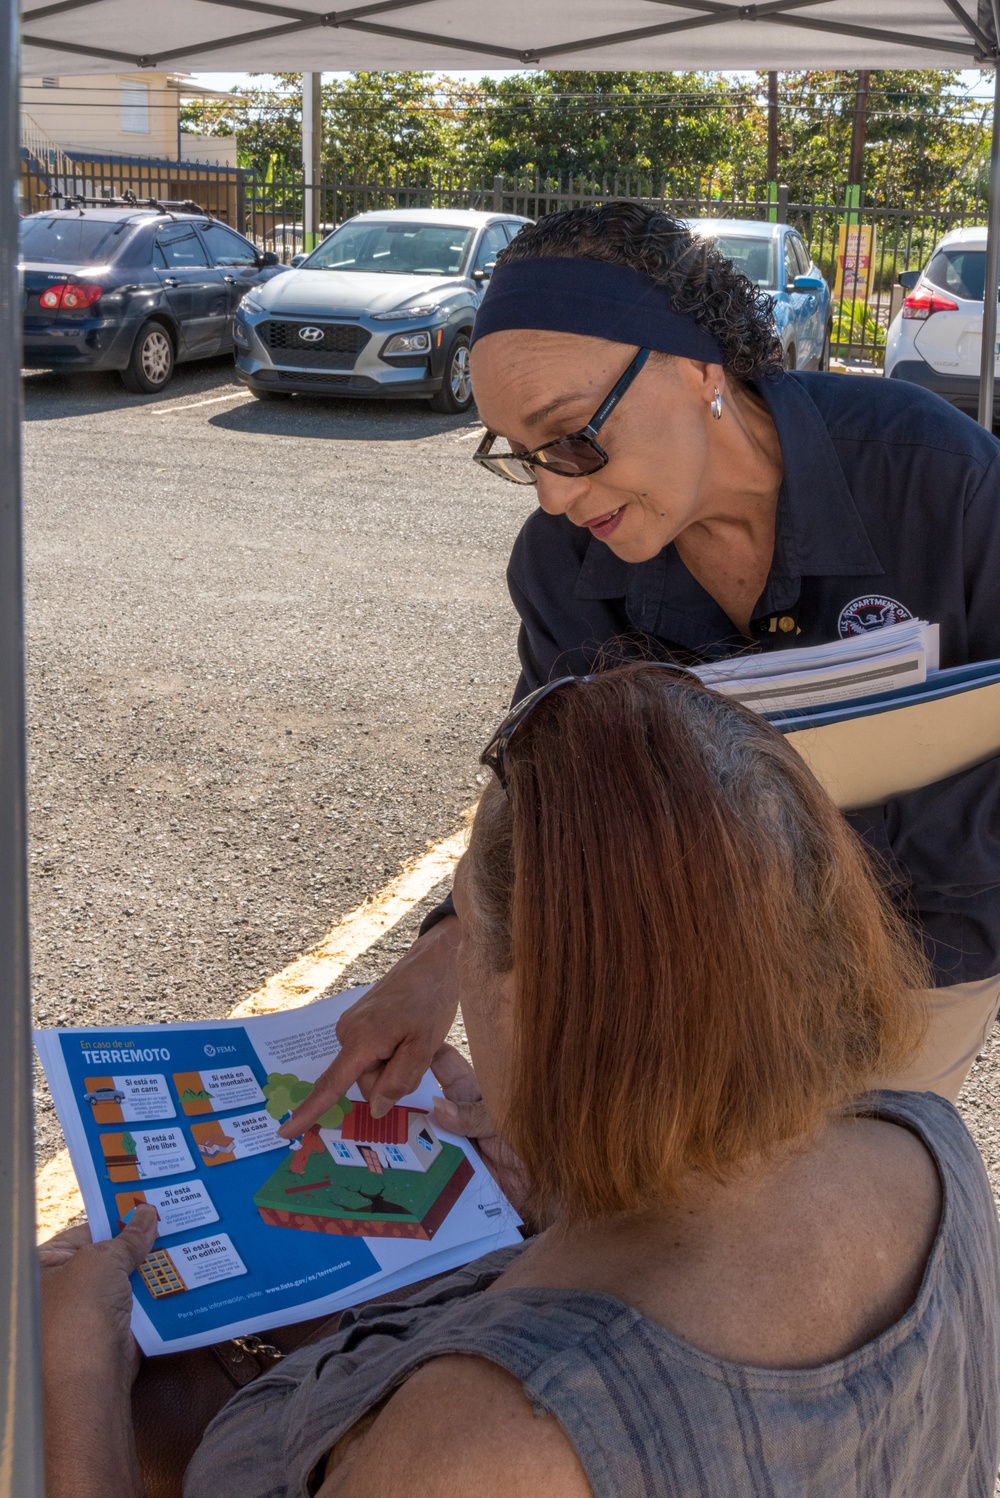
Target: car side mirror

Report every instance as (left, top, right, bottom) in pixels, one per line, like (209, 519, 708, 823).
(472, 261, 497, 283)
(898, 270, 920, 290)
(290, 254, 306, 268)
(260, 250, 280, 267)
(791, 274, 825, 293)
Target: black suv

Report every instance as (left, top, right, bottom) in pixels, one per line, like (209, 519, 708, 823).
(21, 196, 285, 393)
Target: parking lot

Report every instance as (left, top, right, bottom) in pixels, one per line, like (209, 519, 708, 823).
(23, 355, 532, 1168)
(24, 354, 1000, 1214)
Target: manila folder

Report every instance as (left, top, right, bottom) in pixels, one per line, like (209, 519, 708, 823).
(784, 679, 1000, 810)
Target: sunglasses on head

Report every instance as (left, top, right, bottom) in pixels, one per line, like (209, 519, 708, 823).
(472, 346, 651, 485)
(480, 660, 695, 796)
(479, 675, 589, 794)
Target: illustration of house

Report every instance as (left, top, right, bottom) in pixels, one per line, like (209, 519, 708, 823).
(318, 1103, 442, 1176)
(190, 1120, 236, 1164)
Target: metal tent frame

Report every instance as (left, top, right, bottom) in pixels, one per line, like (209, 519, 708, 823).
(4, 3, 1000, 1490)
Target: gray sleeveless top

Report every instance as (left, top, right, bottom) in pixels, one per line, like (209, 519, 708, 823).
(184, 1090, 1000, 1497)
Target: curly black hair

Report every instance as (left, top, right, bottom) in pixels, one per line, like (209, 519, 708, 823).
(496, 201, 783, 383)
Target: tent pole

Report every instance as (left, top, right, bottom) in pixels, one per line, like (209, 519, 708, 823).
(978, 63, 1000, 429)
(0, 0, 44, 1493)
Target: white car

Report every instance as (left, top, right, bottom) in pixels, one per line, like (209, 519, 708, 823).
(884, 227, 994, 416)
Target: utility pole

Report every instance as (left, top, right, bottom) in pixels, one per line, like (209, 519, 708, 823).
(301, 72, 322, 250)
(767, 71, 779, 183)
(847, 69, 870, 186)
(0, 0, 45, 1490)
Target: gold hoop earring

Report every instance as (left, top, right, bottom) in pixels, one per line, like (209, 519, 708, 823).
(711, 387, 724, 421)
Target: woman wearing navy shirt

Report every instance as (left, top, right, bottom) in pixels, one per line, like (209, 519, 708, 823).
(289, 202, 1000, 1139)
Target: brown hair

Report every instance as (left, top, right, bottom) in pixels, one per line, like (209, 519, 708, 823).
(465, 665, 928, 1224)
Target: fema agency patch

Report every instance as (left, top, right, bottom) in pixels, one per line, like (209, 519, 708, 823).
(837, 595, 914, 638)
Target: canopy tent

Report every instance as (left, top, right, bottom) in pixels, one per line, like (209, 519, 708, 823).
(15, 0, 1000, 73)
(4, 3, 1000, 1490)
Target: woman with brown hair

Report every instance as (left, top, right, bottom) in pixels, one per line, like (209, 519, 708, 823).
(43, 666, 1000, 1496)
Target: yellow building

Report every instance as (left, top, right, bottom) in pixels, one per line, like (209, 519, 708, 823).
(21, 73, 243, 224)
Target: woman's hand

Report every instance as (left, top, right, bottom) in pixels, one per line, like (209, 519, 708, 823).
(40, 1204, 158, 1388)
(41, 1206, 159, 1498)
(430, 1044, 531, 1216)
(279, 917, 462, 1139)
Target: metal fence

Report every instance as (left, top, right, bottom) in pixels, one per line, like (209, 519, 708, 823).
(22, 153, 993, 367)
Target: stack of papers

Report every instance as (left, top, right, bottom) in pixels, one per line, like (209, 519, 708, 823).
(690, 620, 940, 714)
(688, 621, 1000, 810)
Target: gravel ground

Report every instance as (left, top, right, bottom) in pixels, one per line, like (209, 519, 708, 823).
(23, 355, 1000, 1223)
(23, 358, 528, 1166)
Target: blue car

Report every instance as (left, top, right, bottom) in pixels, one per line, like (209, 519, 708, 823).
(686, 217, 832, 371)
(20, 199, 285, 394)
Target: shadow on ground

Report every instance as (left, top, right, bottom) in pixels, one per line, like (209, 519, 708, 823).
(21, 358, 241, 420)
(208, 393, 481, 443)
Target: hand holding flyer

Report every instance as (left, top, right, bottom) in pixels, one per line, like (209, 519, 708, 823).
(35, 987, 521, 1355)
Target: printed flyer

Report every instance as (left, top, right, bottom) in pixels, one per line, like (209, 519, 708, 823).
(35, 987, 521, 1355)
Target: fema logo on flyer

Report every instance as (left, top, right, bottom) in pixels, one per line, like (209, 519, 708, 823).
(837, 595, 913, 638)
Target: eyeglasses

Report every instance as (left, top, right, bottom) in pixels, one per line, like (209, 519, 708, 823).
(479, 675, 588, 794)
(472, 346, 651, 485)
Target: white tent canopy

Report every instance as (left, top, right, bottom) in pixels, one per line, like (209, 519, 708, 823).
(17, 0, 1000, 74)
(4, 3, 1000, 1492)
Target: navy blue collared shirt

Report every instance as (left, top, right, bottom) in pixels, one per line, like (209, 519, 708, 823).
(506, 371, 1000, 987)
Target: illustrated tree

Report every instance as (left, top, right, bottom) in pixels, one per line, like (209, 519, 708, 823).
(121, 1131, 137, 1155)
(263, 1072, 351, 1129)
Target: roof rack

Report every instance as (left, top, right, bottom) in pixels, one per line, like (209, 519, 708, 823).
(45, 188, 206, 217)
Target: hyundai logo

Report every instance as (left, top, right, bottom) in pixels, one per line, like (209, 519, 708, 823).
(298, 326, 325, 343)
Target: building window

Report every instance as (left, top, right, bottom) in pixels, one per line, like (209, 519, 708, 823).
(120, 81, 149, 135)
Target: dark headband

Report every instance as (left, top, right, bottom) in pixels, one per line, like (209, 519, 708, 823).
(470, 256, 723, 364)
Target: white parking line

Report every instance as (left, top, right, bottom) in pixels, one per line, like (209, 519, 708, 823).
(150, 390, 254, 415)
(34, 809, 474, 1240)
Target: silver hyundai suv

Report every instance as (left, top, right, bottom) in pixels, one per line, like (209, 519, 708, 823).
(233, 208, 531, 413)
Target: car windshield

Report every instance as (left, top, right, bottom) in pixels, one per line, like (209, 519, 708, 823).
(705, 233, 779, 291)
(304, 221, 474, 275)
(19, 216, 132, 264)
(926, 248, 988, 302)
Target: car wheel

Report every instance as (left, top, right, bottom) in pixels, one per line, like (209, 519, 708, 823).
(120, 321, 175, 394)
(248, 387, 292, 401)
(818, 322, 833, 372)
(783, 342, 797, 371)
(430, 333, 474, 414)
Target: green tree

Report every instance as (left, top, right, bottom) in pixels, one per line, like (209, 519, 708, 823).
(179, 68, 994, 201)
(180, 76, 301, 178)
(321, 72, 461, 175)
(760, 70, 992, 197)
(455, 71, 760, 186)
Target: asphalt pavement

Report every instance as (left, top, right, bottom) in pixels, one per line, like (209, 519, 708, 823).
(24, 357, 530, 1167)
(23, 356, 1000, 1230)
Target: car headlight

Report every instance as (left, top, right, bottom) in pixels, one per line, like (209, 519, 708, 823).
(383, 330, 432, 355)
(233, 320, 250, 346)
(371, 303, 442, 321)
(241, 295, 265, 314)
